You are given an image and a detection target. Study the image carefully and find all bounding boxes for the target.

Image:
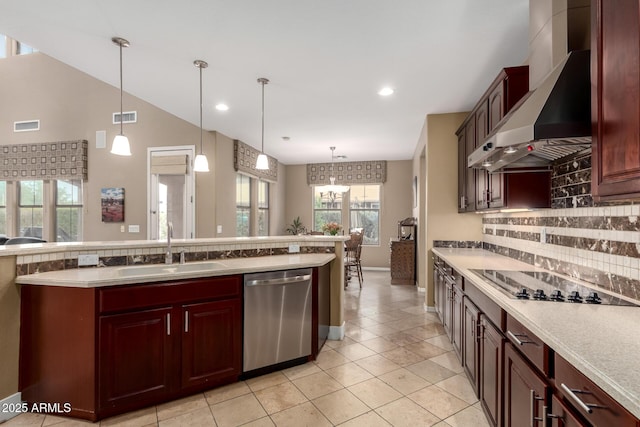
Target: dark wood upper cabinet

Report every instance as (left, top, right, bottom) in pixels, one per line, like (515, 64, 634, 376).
(591, 0, 640, 200)
(456, 65, 542, 212)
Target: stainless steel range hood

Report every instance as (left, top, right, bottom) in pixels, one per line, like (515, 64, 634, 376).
(468, 50, 591, 173)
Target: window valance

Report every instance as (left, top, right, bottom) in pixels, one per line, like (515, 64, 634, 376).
(234, 140, 278, 182)
(150, 155, 188, 175)
(1, 140, 88, 181)
(307, 160, 387, 185)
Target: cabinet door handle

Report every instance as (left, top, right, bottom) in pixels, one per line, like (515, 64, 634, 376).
(543, 405, 562, 427)
(530, 389, 544, 426)
(166, 313, 171, 336)
(185, 310, 189, 333)
(559, 383, 606, 414)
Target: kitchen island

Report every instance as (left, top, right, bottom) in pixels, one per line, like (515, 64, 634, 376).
(432, 247, 640, 425)
(0, 236, 347, 422)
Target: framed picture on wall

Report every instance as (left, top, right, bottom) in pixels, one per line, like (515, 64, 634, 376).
(101, 187, 125, 222)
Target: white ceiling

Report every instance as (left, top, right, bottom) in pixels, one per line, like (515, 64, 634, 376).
(0, 0, 529, 165)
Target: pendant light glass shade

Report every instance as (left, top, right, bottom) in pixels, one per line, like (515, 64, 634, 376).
(255, 153, 269, 170)
(193, 60, 210, 172)
(194, 154, 209, 172)
(111, 134, 132, 156)
(316, 147, 349, 193)
(255, 77, 270, 170)
(111, 37, 132, 156)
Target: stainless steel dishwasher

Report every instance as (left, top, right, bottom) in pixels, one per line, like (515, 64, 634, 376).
(243, 268, 313, 373)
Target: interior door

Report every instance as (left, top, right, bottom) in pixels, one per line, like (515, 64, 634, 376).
(148, 147, 195, 240)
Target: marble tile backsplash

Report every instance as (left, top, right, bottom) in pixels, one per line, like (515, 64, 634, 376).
(16, 241, 335, 276)
(483, 205, 640, 301)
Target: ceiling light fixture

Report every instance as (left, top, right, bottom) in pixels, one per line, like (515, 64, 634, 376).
(215, 103, 229, 111)
(317, 147, 350, 194)
(255, 78, 270, 170)
(378, 87, 394, 96)
(111, 37, 131, 156)
(193, 60, 209, 172)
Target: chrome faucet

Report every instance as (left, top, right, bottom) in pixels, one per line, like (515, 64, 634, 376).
(165, 221, 173, 264)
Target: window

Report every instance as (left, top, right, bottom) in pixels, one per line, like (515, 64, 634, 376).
(257, 180, 269, 236)
(0, 181, 6, 235)
(0, 34, 6, 58)
(313, 187, 343, 233)
(56, 180, 83, 242)
(18, 180, 44, 238)
(349, 185, 380, 245)
(16, 41, 37, 55)
(236, 174, 251, 237)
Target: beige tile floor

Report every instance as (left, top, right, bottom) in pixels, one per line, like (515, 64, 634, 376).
(4, 271, 490, 427)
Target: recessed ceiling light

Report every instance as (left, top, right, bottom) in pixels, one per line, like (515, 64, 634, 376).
(215, 103, 229, 111)
(378, 87, 394, 96)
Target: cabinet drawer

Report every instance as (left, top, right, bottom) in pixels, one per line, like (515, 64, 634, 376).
(505, 313, 549, 376)
(464, 279, 505, 330)
(554, 353, 637, 427)
(100, 275, 242, 313)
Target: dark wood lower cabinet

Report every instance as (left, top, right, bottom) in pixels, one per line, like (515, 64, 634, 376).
(181, 299, 242, 391)
(463, 297, 480, 395)
(504, 343, 548, 427)
(20, 275, 243, 421)
(99, 307, 175, 413)
(549, 394, 587, 427)
(480, 315, 504, 427)
(451, 284, 463, 359)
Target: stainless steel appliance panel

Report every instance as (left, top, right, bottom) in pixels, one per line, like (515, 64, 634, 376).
(243, 269, 312, 372)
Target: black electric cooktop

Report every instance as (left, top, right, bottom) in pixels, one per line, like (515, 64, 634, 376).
(470, 269, 638, 307)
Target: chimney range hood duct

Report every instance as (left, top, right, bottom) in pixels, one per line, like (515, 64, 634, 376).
(468, 50, 591, 173)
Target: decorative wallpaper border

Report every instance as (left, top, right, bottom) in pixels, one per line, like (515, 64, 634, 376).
(234, 140, 278, 181)
(307, 160, 387, 185)
(1, 140, 88, 180)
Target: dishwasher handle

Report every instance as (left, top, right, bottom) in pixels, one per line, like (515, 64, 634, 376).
(245, 274, 312, 287)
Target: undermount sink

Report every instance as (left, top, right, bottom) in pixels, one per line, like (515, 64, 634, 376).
(116, 261, 226, 277)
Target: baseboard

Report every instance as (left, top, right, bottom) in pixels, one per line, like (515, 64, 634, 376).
(327, 322, 345, 340)
(424, 303, 436, 313)
(362, 267, 390, 271)
(0, 392, 22, 422)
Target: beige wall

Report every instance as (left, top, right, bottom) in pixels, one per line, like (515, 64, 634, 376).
(0, 52, 286, 241)
(0, 257, 18, 401)
(415, 113, 483, 307)
(284, 161, 413, 268)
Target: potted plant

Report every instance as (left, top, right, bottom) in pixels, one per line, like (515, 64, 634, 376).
(285, 216, 306, 235)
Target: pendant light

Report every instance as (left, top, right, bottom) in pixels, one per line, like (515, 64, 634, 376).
(317, 146, 350, 194)
(193, 60, 209, 172)
(255, 77, 270, 170)
(110, 37, 132, 156)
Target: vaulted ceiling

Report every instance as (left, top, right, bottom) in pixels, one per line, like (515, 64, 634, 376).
(0, 0, 529, 164)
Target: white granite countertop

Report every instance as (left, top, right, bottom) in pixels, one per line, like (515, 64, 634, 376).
(432, 247, 640, 419)
(15, 254, 335, 288)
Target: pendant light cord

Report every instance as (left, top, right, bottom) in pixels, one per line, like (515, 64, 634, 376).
(119, 41, 124, 136)
(199, 63, 203, 155)
(261, 80, 265, 153)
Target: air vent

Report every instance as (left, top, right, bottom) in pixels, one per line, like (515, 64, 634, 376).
(14, 120, 40, 132)
(112, 111, 137, 124)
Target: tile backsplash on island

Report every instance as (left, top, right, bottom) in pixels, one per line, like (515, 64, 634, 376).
(15, 239, 336, 276)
